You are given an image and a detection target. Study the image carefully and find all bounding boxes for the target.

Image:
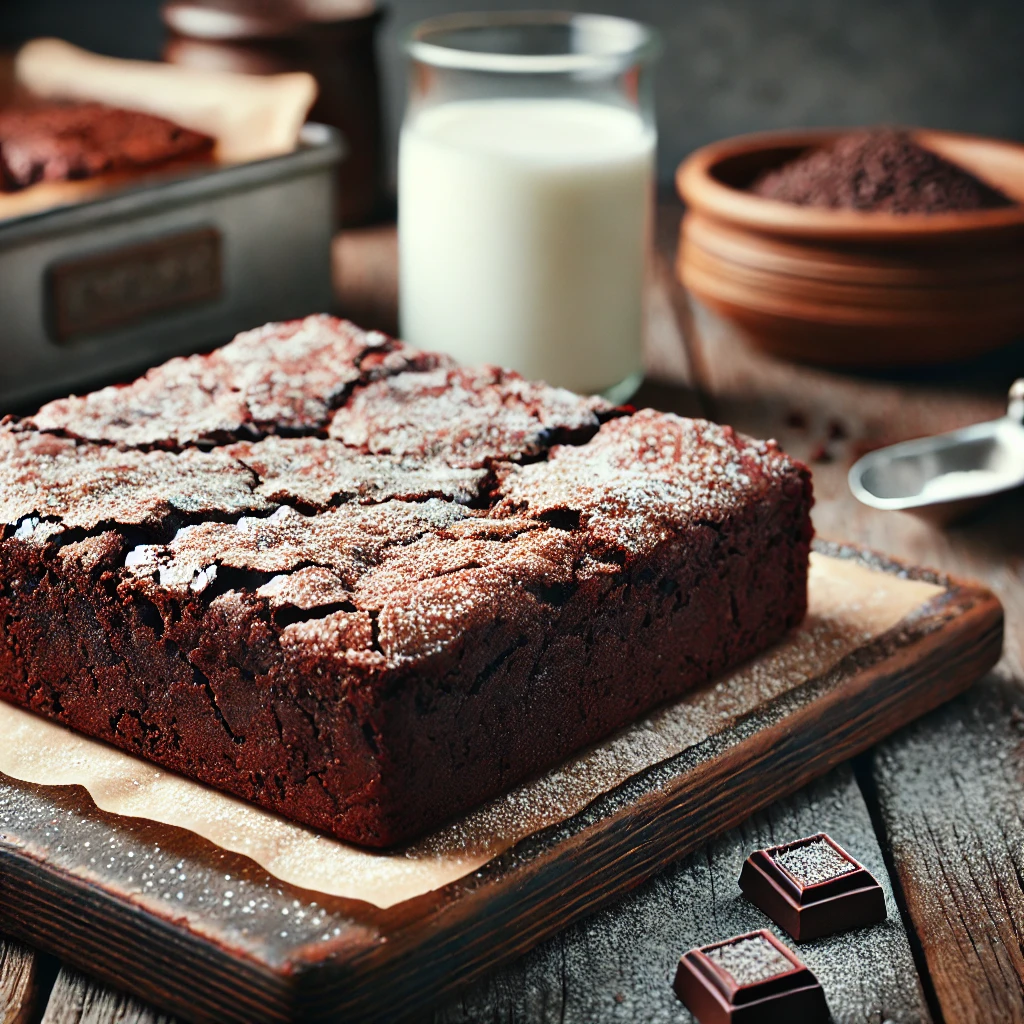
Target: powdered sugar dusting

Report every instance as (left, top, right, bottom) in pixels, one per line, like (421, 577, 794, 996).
(227, 436, 487, 508)
(774, 837, 855, 886)
(0, 427, 270, 536)
(363, 522, 573, 665)
(704, 934, 795, 987)
(328, 365, 608, 468)
(120, 499, 581, 667)
(256, 566, 353, 612)
(27, 316, 445, 448)
(494, 409, 802, 563)
(279, 608, 378, 663)
(123, 500, 471, 596)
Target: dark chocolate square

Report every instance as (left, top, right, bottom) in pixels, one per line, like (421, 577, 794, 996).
(673, 929, 829, 1023)
(739, 832, 887, 941)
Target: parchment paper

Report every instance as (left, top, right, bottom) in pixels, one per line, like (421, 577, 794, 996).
(0, 553, 942, 909)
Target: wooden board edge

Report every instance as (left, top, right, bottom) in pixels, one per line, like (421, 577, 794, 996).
(0, 850, 290, 1024)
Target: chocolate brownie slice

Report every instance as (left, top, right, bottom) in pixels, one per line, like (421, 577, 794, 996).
(0, 102, 214, 192)
(0, 316, 812, 847)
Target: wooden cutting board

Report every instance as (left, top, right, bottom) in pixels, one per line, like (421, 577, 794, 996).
(0, 541, 1002, 1024)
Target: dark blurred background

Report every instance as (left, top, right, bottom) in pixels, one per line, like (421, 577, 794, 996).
(3, 0, 1024, 184)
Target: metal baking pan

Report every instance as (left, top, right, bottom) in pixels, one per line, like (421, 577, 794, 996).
(0, 122, 343, 412)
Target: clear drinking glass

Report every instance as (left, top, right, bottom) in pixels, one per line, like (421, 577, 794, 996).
(399, 11, 659, 402)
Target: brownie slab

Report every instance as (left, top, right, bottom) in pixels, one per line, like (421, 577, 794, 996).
(0, 102, 213, 192)
(0, 316, 813, 847)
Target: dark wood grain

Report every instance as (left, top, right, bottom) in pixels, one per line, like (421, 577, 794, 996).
(867, 676, 1024, 1024)
(0, 543, 998, 1024)
(431, 765, 930, 1024)
(0, 936, 39, 1024)
(662, 193, 1024, 1024)
(39, 968, 172, 1024)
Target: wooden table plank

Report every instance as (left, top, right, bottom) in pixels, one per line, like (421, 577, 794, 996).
(0, 936, 40, 1024)
(332, 225, 399, 338)
(659, 195, 1024, 1023)
(867, 676, 1024, 1024)
(431, 765, 930, 1024)
(40, 968, 172, 1024)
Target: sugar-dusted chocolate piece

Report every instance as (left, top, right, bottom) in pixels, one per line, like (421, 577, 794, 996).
(674, 929, 829, 1024)
(739, 833, 886, 941)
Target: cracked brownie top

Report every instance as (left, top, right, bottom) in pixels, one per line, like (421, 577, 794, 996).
(224, 436, 488, 510)
(27, 316, 447, 448)
(328, 365, 607, 468)
(0, 429, 271, 535)
(1, 315, 809, 671)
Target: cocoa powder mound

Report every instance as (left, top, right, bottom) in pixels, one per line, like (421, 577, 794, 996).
(750, 129, 1013, 214)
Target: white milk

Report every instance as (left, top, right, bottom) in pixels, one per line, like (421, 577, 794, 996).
(399, 98, 655, 395)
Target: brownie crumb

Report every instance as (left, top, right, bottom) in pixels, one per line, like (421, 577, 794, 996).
(750, 129, 1013, 214)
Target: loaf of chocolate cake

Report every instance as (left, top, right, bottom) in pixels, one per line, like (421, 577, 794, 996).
(0, 316, 813, 846)
(0, 102, 213, 192)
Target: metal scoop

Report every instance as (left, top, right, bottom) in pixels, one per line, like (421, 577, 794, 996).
(849, 379, 1024, 524)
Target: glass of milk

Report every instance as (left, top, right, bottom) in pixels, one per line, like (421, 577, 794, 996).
(399, 12, 659, 401)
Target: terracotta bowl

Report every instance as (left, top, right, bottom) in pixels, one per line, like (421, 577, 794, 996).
(675, 128, 1024, 367)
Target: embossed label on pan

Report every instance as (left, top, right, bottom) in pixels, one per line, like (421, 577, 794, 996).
(48, 227, 222, 342)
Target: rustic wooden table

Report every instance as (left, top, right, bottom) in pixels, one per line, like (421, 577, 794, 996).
(2, 202, 1023, 1024)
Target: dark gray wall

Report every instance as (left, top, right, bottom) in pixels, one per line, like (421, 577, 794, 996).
(4, 0, 1024, 182)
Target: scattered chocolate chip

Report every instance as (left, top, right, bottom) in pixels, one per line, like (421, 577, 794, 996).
(739, 833, 887, 941)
